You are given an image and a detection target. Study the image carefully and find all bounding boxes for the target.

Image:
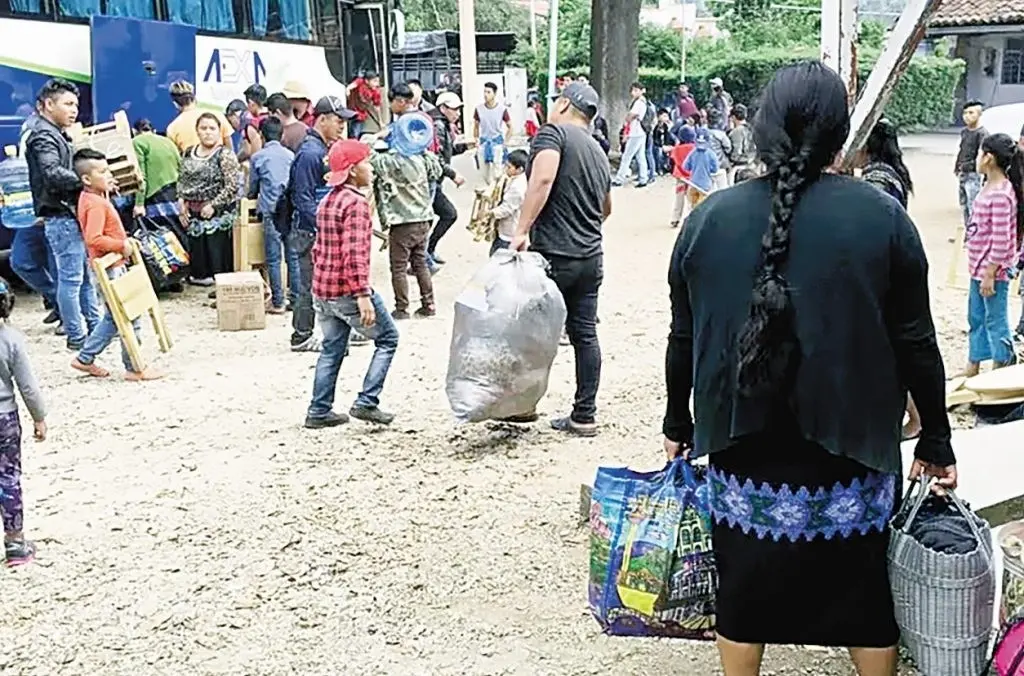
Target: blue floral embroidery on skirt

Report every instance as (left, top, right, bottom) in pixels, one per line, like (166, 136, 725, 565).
(707, 467, 896, 543)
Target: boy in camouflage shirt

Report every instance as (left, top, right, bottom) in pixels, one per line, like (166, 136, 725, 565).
(370, 148, 443, 319)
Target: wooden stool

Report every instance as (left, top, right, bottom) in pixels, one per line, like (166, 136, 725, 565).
(68, 111, 143, 196)
(91, 242, 172, 373)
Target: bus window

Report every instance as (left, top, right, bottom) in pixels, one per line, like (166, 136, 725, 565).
(167, 0, 236, 31)
(264, 0, 310, 41)
(105, 0, 155, 18)
(4, 0, 43, 15)
(58, 0, 100, 17)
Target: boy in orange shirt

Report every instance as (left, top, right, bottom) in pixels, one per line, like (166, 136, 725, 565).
(668, 125, 696, 227)
(70, 149, 164, 382)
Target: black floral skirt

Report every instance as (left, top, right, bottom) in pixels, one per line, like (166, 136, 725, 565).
(708, 435, 900, 648)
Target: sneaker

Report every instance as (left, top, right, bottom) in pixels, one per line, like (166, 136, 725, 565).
(188, 276, 215, 287)
(430, 253, 446, 265)
(290, 336, 322, 352)
(5, 538, 36, 567)
(66, 339, 84, 351)
(414, 306, 436, 319)
(42, 309, 60, 325)
(550, 416, 598, 437)
(350, 405, 395, 425)
(304, 411, 349, 429)
(349, 332, 371, 345)
(559, 329, 570, 347)
(54, 323, 66, 337)
(392, 310, 410, 321)
(267, 305, 287, 315)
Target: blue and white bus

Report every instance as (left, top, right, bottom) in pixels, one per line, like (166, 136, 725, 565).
(0, 0, 404, 146)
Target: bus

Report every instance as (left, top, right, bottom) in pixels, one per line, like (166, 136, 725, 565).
(0, 0, 405, 146)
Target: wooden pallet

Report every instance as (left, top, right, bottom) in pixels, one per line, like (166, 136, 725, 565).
(91, 241, 172, 373)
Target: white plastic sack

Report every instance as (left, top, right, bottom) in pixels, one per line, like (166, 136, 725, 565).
(446, 250, 567, 423)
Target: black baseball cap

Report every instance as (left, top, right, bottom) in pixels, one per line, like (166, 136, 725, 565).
(313, 95, 357, 120)
(561, 82, 600, 120)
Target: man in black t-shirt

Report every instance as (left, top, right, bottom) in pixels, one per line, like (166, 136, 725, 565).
(510, 82, 612, 436)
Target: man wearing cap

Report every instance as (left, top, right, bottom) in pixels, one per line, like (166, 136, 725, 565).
(305, 139, 399, 429)
(225, 98, 263, 161)
(286, 95, 357, 353)
(510, 82, 612, 436)
(708, 77, 732, 132)
(426, 91, 468, 264)
(370, 122, 443, 320)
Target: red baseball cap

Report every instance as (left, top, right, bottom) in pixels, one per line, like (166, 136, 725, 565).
(326, 139, 371, 187)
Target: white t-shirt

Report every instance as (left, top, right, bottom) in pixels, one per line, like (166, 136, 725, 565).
(627, 98, 647, 138)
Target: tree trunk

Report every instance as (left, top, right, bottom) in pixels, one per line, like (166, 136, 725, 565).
(590, 0, 641, 154)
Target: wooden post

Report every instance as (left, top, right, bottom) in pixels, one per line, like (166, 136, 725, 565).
(839, 0, 943, 169)
(458, 0, 478, 136)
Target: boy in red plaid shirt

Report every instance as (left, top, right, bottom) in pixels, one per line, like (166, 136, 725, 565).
(304, 140, 399, 429)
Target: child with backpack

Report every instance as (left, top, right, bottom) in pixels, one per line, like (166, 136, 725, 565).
(668, 126, 697, 228)
(681, 129, 719, 210)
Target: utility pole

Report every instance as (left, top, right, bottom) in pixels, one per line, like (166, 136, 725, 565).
(530, 0, 538, 50)
(679, 1, 689, 81)
(546, 0, 561, 102)
(458, 0, 478, 136)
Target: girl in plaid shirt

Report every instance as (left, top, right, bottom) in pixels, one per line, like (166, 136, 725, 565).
(962, 133, 1024, 376)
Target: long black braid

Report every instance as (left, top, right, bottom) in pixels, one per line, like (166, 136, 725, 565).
(735, 61, 850, 397)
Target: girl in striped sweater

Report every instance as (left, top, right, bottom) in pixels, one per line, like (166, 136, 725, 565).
(962, 133, 1024, 376)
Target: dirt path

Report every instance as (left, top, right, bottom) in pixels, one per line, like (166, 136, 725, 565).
(0, 140, 968, 675)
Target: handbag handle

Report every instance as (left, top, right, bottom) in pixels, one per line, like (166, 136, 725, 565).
(900, 477, 991, 564)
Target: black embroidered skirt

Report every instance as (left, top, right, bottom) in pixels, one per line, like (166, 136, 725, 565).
(708, 435, 900, 648)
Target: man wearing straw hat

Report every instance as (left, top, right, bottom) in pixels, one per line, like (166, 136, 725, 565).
(282, 80, 315, 127)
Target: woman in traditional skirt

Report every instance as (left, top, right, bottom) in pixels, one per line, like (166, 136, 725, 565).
(177, 113, 240, 285)
(662, 61, 958, 676)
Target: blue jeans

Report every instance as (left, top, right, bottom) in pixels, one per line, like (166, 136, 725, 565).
(44, 216, 101, 343)
(307, 291, 399, 417)
(615, 135, 648, 185)
(644, 134, 656, 182)
(959, 172, 983, 228)
(10, 225, 58, 311)
(968, 278, 1014, 365)
(284, 235, 301, 308)
(77, 266, 141, 373)
(261, 215, 285, 309)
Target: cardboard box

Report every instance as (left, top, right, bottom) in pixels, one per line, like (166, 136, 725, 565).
(215, 271, 266, 331)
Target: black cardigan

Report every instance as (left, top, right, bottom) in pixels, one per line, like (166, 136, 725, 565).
(663, 174, 955, 475)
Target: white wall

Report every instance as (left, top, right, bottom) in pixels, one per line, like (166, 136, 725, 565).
(963, 34, 1024, 107)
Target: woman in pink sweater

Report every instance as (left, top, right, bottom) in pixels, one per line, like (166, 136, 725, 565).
(962, 133, 1024, 376)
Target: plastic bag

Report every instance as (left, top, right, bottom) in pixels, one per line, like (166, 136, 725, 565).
(134, 216, 190, 289)
(589, 458, 717, 639)
(445, 250, 566, 422)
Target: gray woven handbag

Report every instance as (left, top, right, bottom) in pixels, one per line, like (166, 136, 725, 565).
(889, 478, 996, 676)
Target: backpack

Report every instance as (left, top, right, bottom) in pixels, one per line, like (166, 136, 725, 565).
(640, 99, 657, 134)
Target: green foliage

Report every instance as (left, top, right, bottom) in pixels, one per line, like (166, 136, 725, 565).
(634, 48, 966, 130)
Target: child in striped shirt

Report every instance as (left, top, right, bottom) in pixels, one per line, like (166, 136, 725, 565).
(962, 133, 1024, 376)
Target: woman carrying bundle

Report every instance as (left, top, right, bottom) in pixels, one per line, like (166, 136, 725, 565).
(662, 61, 956, 676)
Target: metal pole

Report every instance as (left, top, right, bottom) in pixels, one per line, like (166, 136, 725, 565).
(530, 0, 538, 50)
(458, 0, 478, 136)
(680, 7, 688, 81)
(546, 0, 560, 103)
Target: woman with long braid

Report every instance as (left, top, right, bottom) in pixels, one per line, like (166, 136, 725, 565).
(661, 62, 956, 676)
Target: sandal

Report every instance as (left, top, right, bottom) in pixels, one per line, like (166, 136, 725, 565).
(71, 359, 110, 378)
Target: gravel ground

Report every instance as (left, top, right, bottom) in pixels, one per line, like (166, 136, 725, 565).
(0, 144, 977, 675)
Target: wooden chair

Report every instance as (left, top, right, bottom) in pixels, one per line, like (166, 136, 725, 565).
(68, 111, 143, 196)
(91, 242, 172, 373)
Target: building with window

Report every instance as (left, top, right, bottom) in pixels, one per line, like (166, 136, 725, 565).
(929, 0, 1024, 109)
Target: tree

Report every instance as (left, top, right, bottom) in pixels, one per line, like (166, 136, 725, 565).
(591, 0, 643, 151)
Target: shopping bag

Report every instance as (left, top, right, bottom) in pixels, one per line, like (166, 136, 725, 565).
(588, 458, 716, 639)
(445, 251, 566, 422)
(134, 216, 189, 289)
(988, 609, 1024, 675)
(987, 525, 1024, 675)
